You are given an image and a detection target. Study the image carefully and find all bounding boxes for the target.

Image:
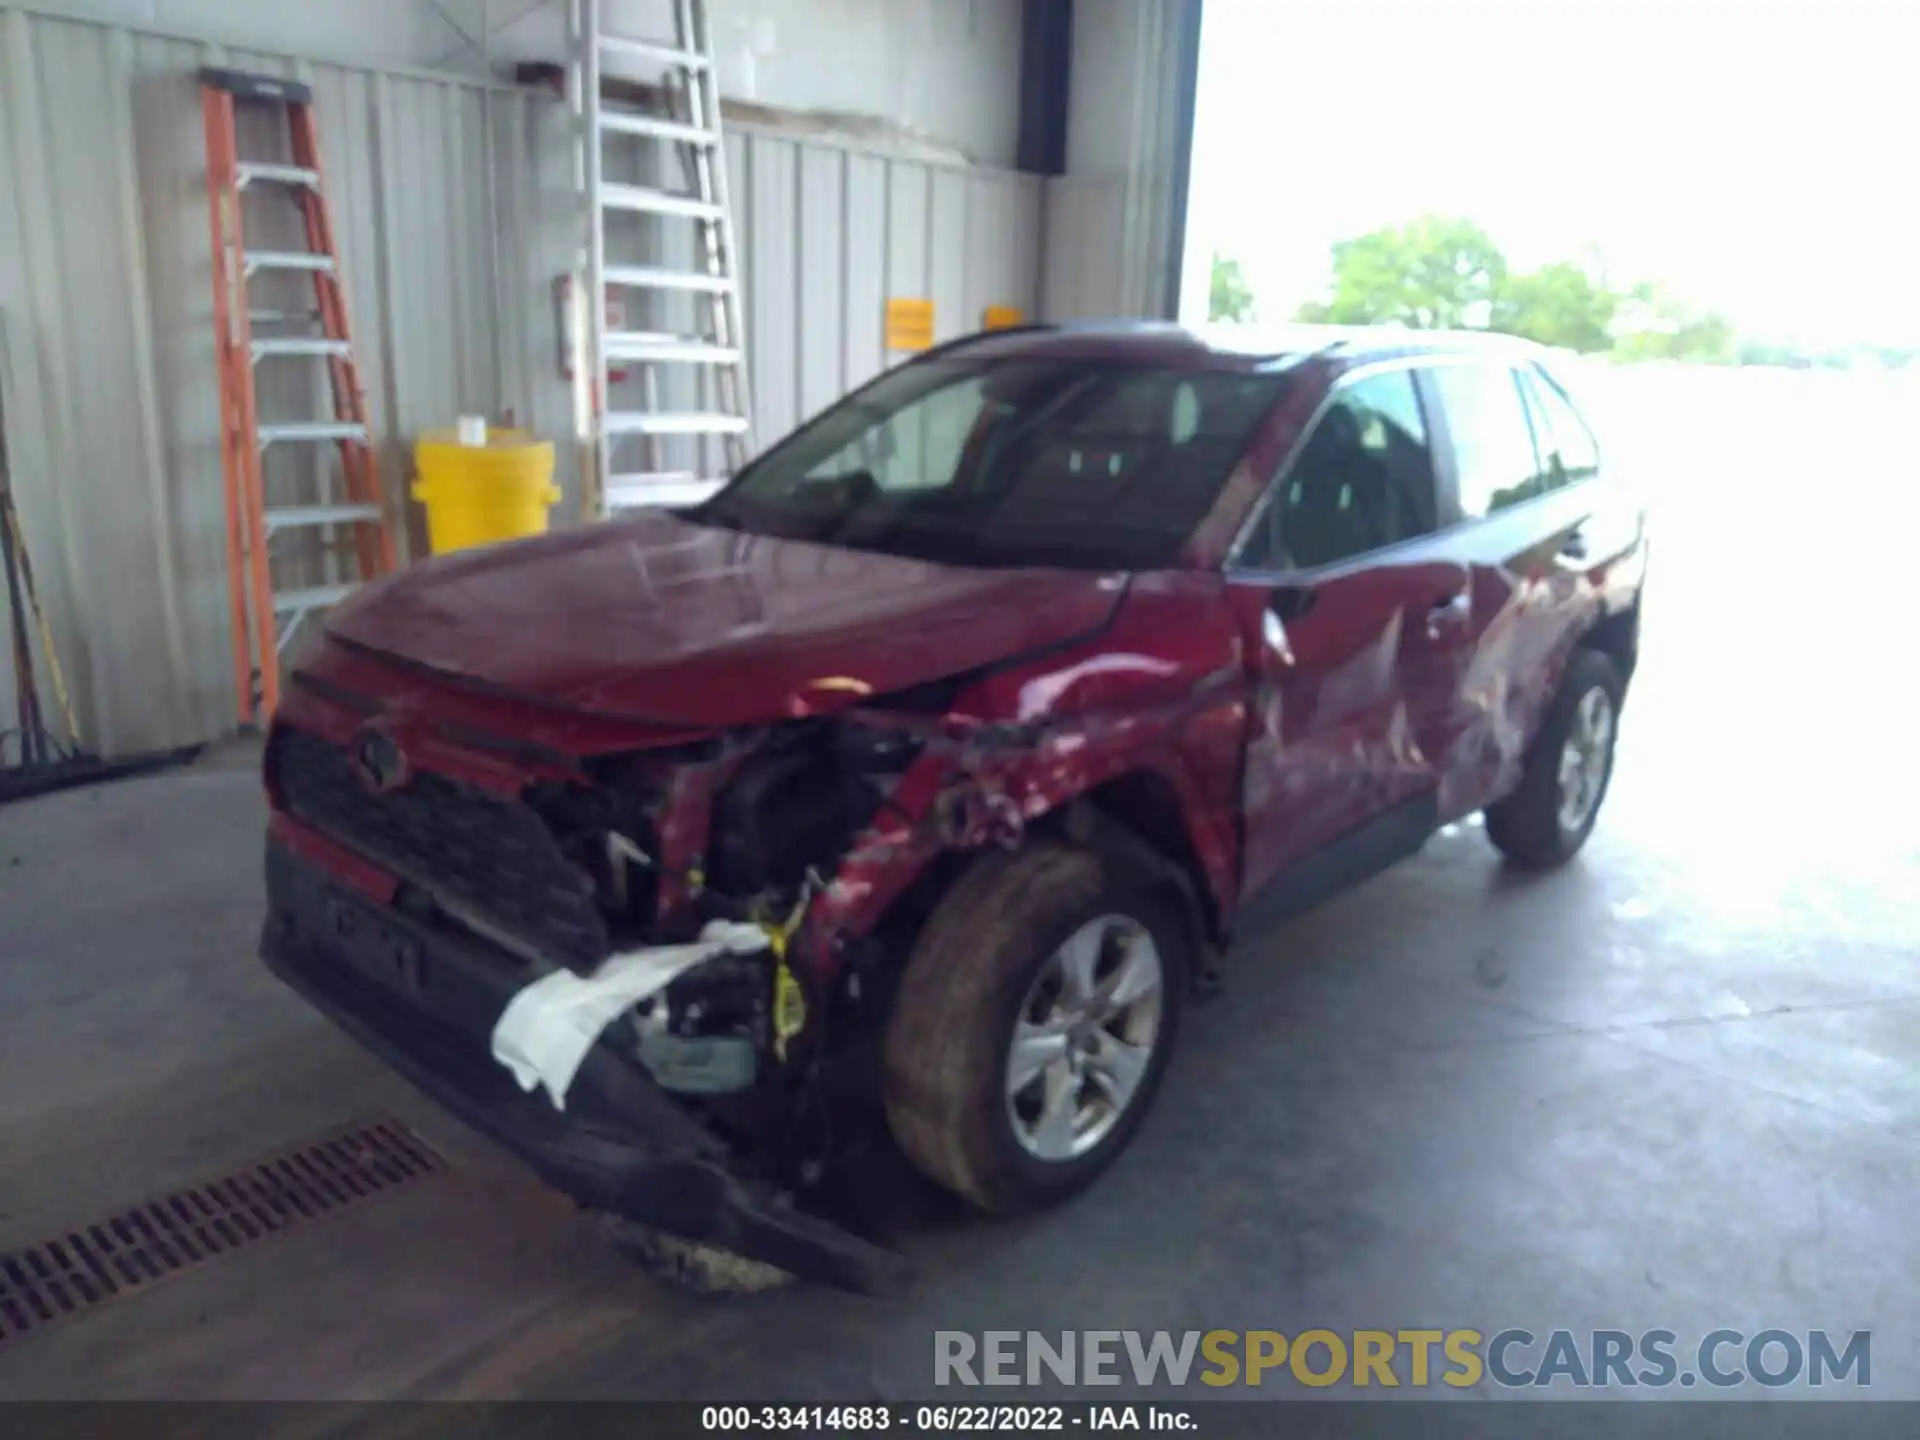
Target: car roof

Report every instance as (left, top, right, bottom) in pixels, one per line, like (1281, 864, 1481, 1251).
(940, 319, 1561, 374)
(1199, 322, 1556, 364)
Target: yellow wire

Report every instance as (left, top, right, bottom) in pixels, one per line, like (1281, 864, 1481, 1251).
(28, 580, 78, 745)
(2, 497, 80, 746)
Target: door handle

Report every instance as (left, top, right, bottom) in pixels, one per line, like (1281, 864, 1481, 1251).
(1560, 530, 1589, 560)
(1425, 590, 1471, 637)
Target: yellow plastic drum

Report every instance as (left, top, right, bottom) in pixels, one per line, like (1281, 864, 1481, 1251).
(411, 428, 560, 554)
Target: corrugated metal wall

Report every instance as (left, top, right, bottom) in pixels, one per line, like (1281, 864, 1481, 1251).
(0, 5, 1041, 758)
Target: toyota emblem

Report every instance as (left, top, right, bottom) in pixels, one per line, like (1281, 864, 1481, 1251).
(352, 727, 409, 794)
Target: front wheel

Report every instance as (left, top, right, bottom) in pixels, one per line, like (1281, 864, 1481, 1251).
(1485, 648, 1625, 869)
(882, 844, 1187, 1214)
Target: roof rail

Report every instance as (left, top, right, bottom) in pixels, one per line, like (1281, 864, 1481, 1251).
(901, 322, 1061, 363)
(899, 318, 1211, 364)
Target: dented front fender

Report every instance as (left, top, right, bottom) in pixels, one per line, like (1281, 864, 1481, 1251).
(804, 575, 1249, 955)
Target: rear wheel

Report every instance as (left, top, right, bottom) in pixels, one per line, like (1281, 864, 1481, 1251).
(1485, 648, 1624, 869)
(882, 844, 1187, 1214)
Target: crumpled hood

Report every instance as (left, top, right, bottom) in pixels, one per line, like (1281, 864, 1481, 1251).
(325, 510, 1128, 727)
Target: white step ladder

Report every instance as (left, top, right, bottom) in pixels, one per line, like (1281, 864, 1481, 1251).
(568, 0, 753, 520)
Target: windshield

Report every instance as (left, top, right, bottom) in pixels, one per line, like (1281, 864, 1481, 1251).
(688, 358, 1289, 570)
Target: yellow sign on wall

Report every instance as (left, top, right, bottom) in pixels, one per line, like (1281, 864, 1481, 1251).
(983, 305, 1026, 331)
(886, 297, 936, 352)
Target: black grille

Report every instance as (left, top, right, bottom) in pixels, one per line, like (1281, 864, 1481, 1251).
(272, 727, 610, 970)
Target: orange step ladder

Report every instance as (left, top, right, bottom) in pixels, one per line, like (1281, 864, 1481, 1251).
(200, 67, 395, 725)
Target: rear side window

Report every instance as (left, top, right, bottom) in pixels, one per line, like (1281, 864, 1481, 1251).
(1520, 367, 1601, 486)
(1430, 363, 1549, 517)
(1238, 369, 1440, 571)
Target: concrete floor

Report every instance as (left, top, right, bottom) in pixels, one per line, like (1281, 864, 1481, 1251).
(3, 372, 1918, 1405)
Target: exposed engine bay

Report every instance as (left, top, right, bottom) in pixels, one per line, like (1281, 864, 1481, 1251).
(511, 714, 935, 1125)
(267, 697, 987, 1200)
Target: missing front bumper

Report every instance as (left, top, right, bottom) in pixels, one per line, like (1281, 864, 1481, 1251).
(260, 840, 911, 1296)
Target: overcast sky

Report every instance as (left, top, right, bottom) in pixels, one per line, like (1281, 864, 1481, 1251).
(1183, 0, 1919, 347)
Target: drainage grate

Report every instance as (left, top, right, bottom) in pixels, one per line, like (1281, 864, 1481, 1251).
(0, 1117, 444, 1351)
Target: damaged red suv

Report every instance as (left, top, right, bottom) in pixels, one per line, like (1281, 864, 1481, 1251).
(261, 323, 1646, 1293)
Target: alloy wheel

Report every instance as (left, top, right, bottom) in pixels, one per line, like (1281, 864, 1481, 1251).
(1005, 914, 1165, 1162)
(1556, 685, 1616, 833)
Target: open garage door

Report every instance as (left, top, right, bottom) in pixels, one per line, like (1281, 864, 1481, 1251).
(1039, 0, 1206, 323)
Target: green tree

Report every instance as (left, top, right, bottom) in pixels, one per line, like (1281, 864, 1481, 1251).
(1671, 314, 1735, 363)
(1612, 283, 1736, 364)
(1294, 216, 1506, 329)
(1209, 252, 1257, 323)
(1490, 262, 1617, 352)
(1295, 216, 1746, 362)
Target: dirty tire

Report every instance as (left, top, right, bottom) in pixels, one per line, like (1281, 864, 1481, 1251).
(603, 1218, 796, 1296)
(1485, 648, 1625, 870)
(882, 843, 1187, 1215)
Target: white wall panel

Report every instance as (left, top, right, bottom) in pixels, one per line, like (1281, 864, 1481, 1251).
(964, 169, 1041, 330)
(796, 146, 846, 417)
(15, 0, 1026, 165)
(883, 164, 931, 332)
(13, 0, 464, 75)
(840, 152, 888, 391)
(928, 170, 969, 345)
(743, 135, 800, 443)
(540, 0, 1023, 167)
(0, 5, 1043, 758)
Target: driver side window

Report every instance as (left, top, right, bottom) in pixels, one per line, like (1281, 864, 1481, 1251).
(1238, 369, 1440, 571)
